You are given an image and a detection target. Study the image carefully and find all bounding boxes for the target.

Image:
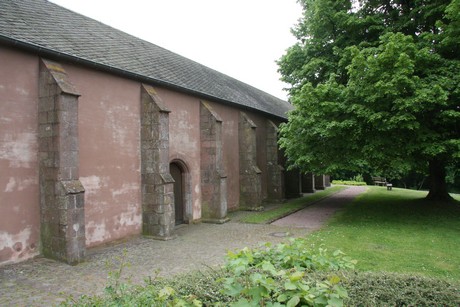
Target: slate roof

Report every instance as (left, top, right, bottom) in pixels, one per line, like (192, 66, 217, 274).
(0, 0, 291, 119)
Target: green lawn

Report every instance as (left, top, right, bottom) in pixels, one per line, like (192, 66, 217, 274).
(303, 186, 460, 281)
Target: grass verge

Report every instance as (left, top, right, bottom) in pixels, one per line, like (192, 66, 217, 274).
(303, 186, 460, 280)
(238, 185, 347, 224)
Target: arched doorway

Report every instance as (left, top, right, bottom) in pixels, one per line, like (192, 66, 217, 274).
(170, 162, 185, 225)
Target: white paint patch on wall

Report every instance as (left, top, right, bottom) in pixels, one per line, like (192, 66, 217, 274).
(3, 176, 37, 192)
(99, 100, 138, 156)
(15, 86, 29, 96)
(0, 227, 38, 265)
(0, 132, 36, 168)
(0, 116, 12, 123)
(116, 203, 142, 228)
(223, 120, 235, 137)
(4, 177, 15, 192)
(80, 175, 108, 195)
(85, 220, 110, 245)
(111, 182, 139, 198)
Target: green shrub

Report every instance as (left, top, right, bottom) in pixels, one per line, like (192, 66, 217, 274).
(341, 271, 460, 306)
(332, 180, 367, 186)
(150, 269, 230, 305)
(220, 238, 355, 306)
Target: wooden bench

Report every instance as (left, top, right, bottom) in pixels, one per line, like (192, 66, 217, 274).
(372, 176, 387, 186)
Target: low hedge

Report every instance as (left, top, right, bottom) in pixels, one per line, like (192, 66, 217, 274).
(332, 180, 367, 186)
(342, 271, 460, 306)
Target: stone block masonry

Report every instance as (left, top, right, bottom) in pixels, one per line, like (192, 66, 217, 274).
(200, 101, 228, 223)
(38, 59, 85, 264)
(285, 169, 302, 198)
(302, 173, 316, 193)
(315, 175, 326, 190)
(266, 120, 284, 202)
(140, 85, 176, 240)
(239, 112, 262, 209)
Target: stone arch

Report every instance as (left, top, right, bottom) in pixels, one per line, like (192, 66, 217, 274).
(169, 158, 192, 224)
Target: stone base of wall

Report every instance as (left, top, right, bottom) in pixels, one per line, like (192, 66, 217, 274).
(202, 217, 231, 224)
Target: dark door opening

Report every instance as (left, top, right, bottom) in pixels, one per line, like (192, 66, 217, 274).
(170, 163, 184, 225)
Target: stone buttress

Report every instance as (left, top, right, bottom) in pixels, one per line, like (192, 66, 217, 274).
(140, 84, 176, 240)
(38, 59, 85, 264)
(239, 112, 262, 209)
(302, 173, 316, 193)
(265, 120, 284, 202)
(200, 101, 228, 223)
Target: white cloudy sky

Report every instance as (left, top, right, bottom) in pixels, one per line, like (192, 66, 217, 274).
(49, 0, 303, 101)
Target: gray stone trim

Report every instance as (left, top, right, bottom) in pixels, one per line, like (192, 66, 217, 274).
(200, 101, 229, 223)
(239, 112, 262, 209)
(302, 173, 316, 193)
(284, 169, 302, 198)
(38, 59, 85, 265)
(266, 120, 284, 202)
(140, 84, 176, 240)
(315, 175, 326, 190)
(325, 175, 331, 187)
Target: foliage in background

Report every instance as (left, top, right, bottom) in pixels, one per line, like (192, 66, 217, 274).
(278, 0, 460, 200)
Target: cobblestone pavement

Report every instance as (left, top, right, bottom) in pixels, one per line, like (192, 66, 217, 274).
(0, 186, 365, 306)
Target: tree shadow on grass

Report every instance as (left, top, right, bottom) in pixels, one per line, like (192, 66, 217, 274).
(335, 191, 460, 226)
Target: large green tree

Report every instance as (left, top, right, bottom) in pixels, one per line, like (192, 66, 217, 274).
(278, 0, 460, 200)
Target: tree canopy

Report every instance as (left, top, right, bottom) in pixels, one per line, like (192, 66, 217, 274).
(278, 0, 460, 200)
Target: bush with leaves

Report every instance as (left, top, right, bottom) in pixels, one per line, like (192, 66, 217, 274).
(220, 238, 355, 306)
(331, 180, 367, 186)
(342, 271, 460, 306)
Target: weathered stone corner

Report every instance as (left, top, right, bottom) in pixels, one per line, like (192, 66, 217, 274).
(266, 120, 285, 202)
(38, 59, 85, 265)
(140, 84, 176, 239)
(200, 101, 228, 223)
(315, 175, 326, 190)
(239, 112, 262, 209)
(302, 173, 316, 193)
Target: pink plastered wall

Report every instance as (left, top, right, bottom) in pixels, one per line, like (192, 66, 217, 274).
(0, 47, 40, 265)
(206, 102, 240, 210)
(154, 88, 202, 219)
(249, 111, 270, 201)
(65, 65, 142, 248)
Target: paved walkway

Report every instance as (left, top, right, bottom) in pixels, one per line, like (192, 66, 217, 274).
(0, 186, 365, 306)
(272, 186, 367, 229)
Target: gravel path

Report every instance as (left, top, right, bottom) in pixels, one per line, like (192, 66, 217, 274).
(272, 186, 367, 229)
(0, 186, 365, 306)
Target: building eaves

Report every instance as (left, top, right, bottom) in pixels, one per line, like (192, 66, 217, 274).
(0, 0, 292, 119)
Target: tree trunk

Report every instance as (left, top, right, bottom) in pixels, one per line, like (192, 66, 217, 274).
(426, 159, 453, 201)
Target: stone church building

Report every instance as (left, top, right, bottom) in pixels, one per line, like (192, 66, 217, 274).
(0, 0, 329, 265)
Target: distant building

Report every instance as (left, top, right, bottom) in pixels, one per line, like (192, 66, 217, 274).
(0, 0, 328, 265)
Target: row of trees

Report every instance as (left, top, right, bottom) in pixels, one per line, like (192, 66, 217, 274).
(278, 0, 459, 200)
